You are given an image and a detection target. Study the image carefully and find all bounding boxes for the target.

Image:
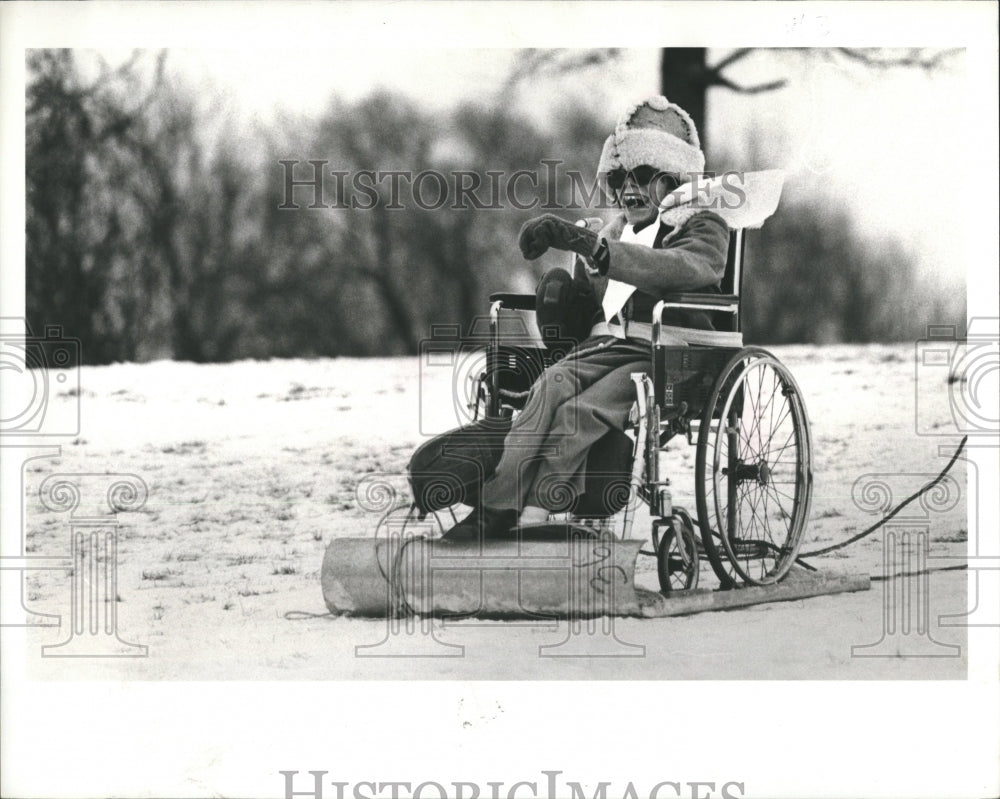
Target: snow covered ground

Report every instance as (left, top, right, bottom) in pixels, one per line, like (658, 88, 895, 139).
(16, 344, 972, 679)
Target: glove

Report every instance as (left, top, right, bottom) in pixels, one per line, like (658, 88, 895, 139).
(518, 214, 598, 260)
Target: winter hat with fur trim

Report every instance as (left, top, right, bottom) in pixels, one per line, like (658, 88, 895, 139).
(597, 95, 705, 183)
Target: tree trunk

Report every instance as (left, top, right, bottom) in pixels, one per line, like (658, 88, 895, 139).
(659, 48, 709, 155)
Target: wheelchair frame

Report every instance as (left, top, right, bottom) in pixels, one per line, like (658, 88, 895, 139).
(479, 228, 814, 592)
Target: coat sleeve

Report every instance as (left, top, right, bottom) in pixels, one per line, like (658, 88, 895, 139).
(604, 211, 729, 296)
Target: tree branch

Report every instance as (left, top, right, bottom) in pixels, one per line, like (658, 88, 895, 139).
(704, 48, 786, 96)
(711, 74, 788, 94)
(832, 48, 962, 72)
(709, 48, 754, 73)
(502, 48, 621, 92)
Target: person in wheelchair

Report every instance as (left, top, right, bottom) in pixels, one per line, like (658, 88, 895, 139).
(444, 95, 730, 541)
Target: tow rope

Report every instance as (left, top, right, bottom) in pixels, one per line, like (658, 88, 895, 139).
(798, 435, 968, 559)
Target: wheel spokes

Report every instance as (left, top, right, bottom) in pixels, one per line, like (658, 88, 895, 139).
(710, 355, 810, 585)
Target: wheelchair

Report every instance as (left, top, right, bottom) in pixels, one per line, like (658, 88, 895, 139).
(471, 227, 814, 593)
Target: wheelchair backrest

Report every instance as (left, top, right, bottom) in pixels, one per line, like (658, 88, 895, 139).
(718, 229, 746, 333)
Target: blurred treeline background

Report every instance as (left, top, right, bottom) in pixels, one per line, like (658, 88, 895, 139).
(26, 48, 965, 364)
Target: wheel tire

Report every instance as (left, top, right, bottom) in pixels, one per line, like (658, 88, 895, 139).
(695, 347, 813, 586)
(657, 513, 700, 594)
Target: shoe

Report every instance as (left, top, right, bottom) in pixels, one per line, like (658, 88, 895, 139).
(441, 507, 518, 542)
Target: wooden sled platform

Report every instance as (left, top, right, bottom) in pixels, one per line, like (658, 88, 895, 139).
(321, 533, 870, 619)
(633, 568, 870, 619)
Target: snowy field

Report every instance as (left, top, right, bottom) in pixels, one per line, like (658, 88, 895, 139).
(16, 344, 972, 679)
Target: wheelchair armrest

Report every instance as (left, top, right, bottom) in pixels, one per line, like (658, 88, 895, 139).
(650, 295, 744, 346)
(489, 293, 537, 311)
(658, 293, 740, 309)
(653, 294, 740, 321)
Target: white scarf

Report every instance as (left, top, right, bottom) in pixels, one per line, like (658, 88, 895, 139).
(602, 221, 660, 336)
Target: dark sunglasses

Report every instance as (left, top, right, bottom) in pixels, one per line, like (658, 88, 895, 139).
(607, 166, 680, 193)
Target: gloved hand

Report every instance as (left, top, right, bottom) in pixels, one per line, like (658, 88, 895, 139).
(518, 214, 598, 260)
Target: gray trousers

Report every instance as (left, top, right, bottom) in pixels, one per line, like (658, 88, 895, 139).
(481, 336, 651, 512)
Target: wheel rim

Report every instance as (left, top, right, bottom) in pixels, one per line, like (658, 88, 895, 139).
(697, 349, 812, 586)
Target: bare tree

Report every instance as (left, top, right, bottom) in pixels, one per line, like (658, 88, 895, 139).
(26, 50, 167, 362)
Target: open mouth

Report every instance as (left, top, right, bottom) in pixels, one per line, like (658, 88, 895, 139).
(623, 195, 647, 210)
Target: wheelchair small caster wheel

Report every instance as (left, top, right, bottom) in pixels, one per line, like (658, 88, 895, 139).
(657, 514, 699, 594)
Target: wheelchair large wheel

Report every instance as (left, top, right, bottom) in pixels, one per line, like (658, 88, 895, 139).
(695, 347, 813, 586)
